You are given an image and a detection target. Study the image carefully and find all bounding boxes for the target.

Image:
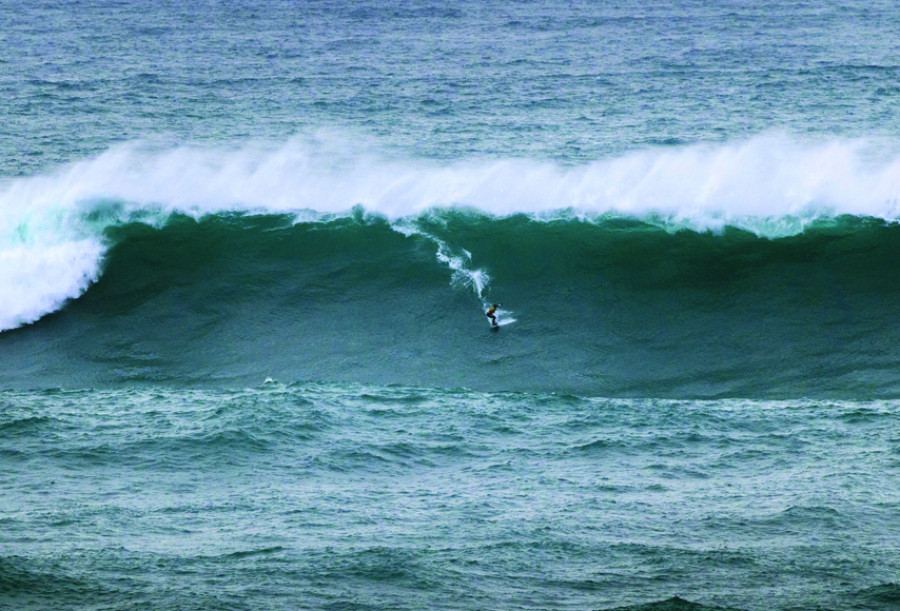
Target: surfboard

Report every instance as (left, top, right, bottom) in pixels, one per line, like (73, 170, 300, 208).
(486, 306, 515, 329)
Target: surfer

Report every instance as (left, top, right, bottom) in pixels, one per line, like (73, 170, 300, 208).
(486, 304, 499, 327)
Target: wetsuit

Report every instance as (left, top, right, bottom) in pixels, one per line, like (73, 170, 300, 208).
(486, 305, 498, 326)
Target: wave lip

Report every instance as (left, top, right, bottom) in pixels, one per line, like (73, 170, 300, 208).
(0, 238, 103, 331)
(7, 132, 900, 222)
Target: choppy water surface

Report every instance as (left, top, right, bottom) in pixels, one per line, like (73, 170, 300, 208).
(4, 386, 900, 610)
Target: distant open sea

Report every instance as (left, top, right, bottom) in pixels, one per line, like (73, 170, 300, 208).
(3, 1, 900, 609)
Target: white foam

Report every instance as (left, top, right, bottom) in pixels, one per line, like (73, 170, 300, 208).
(0, 240, 103, 330)
(10, 132, 900, 223)
(4, 131, 900, 330)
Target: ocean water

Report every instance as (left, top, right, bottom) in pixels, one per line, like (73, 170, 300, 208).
(3, 1, 900, 609)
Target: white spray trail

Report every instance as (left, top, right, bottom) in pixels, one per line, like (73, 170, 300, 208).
(390, 219, 490, 298)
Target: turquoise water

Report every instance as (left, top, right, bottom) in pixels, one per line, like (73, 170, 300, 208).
(3, 1, 900, 609)
(5, 386, 900, 610)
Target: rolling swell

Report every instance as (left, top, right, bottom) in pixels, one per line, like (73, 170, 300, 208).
(3, 211, 900, 397)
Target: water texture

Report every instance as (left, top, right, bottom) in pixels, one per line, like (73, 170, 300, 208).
(3, 1, 900, 609)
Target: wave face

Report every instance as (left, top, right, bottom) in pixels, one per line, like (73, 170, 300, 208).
(5, 137, 900, 397)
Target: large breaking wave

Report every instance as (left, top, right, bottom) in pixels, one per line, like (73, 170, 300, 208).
(4, 133, 900, 397)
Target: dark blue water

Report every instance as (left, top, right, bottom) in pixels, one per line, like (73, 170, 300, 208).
(3, 1, 900, 609)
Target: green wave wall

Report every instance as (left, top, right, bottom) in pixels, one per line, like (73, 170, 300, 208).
(4, 212, 900, 398)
